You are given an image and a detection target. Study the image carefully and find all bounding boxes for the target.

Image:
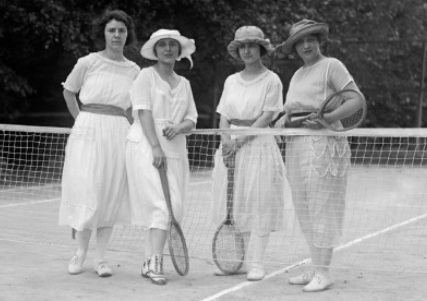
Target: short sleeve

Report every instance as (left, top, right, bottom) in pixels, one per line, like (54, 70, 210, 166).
(216, 76, 231, 120)
(183, 80, 198, 125)
(263, 73, 284, 113)
(62, 55, 93, 93)
(328, 58, 354, 92)
(130, 68, 152, 111)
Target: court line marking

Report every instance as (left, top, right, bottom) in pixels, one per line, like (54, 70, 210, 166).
(199, 212, 427, 301)
(0, 198, 61, 208)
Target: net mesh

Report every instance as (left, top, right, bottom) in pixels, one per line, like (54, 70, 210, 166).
(1, 124, 427, 273)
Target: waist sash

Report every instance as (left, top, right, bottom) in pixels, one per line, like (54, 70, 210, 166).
(80, 104, 128, 119)
(229, 119, 256, 127)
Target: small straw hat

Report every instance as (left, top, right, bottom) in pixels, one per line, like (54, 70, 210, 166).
(279, 19, 328, 55)
(227, 26, 275, 60)
(140, 29, 196, 67)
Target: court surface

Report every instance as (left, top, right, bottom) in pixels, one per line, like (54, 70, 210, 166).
(1, 165, 427, 301)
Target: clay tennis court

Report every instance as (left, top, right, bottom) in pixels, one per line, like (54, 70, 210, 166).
(1, 126, 427, 300)
(2, 158, 427, 301)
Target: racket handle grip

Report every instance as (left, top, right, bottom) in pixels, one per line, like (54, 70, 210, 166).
(285, 117, 309, 128)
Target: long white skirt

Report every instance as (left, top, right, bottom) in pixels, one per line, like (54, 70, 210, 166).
(58, 112, 131, 231)
(126, 123, 189, 230)
(210, 134, 292, 234)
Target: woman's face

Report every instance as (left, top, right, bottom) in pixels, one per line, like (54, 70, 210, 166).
(238, 42, 261, 64)
(104, 19, 128, 52)
(155, 38, 181, 64)
(295, 34, 321, 64)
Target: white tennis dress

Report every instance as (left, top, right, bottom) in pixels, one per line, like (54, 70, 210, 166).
(284, 57, 352, 248)
(210, 70, 292, 234)
(126, 67, 198, 230)
(58, 53, 140, 231)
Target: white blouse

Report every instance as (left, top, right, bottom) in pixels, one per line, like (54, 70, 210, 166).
(216, 70, 283, 122)
(284, 58, 353, 113)
(127, 66, 198, 158)
(63, 52, 140, 110)
(129, 66, 198, 125)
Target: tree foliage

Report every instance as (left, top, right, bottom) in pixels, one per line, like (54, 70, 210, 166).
(1, 0, 426, 127)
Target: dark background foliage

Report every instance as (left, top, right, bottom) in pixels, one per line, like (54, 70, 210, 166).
(1, 0, 426, 128)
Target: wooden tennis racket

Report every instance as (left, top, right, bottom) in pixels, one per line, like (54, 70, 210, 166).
(277, 89, 366, 131)
(158, 164, 189, 276)
(212, 164, 245, 274)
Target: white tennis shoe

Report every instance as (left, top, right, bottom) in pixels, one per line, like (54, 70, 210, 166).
(246, 264, 265, 281)
(141, 258, 150, 278)
(289, 269, 315, 285)
(68, 254, 84, 275)
(303, 273, 333, 292)
(94, 261, 113, 277)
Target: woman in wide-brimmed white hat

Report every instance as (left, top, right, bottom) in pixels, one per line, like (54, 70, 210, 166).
(126, 29, 198, 285)
(210, 25, 292, 281)
(275, 19, 364, 292)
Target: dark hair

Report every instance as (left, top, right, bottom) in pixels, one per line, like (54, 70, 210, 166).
(292, 33, 326, 54)
(152, 39, 182, 58)
(92, 10, 136, 48)
(238, 43, 267, 60)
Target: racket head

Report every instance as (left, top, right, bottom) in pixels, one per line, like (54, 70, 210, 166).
(168, 222, 190, 276)
(318, 89, 367, 132)
(212, 222, 245, 274)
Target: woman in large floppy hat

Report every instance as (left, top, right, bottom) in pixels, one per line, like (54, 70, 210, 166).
(210, 25, 292, 281)
(275, 19, 364, 292)
(126, 29, 198, 285)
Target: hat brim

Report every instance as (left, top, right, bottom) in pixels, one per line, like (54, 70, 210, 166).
(140, 35, 196, 61)
(280, 24, 328, 55)
(227, 38, 275, 61)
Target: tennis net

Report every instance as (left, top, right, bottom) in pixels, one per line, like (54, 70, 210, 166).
(1, 123, 427, 273)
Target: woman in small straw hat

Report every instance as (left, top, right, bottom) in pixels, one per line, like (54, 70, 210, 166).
(275, 19, 364, 292)
(59, 9, 139, 278)
(210, 25, 292, 281)
(126, 29, 197, 285)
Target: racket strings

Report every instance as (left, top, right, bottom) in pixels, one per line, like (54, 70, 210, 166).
(323, 91, 366, 130)
(169, 225, 189, 275)
(213, 225, 245, 272)
(340, 106, 365, 128)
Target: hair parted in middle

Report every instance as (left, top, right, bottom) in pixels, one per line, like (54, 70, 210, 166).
(92, 9, 136, 49)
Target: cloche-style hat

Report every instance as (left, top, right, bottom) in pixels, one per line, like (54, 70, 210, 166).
(227, 26, 275, 60)
(279, 19, 328, 55)
(140, 29, 196, 68)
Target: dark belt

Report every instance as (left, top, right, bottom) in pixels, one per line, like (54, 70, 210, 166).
(80, 104, 128, 118)
(229, 119, 257, 126)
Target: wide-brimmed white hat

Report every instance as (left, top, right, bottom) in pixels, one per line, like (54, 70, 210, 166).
(227, 26, 275, 61)
(278, 19, 328, 55)
(140, 29, 196, 67)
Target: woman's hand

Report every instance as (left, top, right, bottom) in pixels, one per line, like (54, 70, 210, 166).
(303, 112, 323, 129)
(221, 140, 238, 168)
(222, 140, 240, 156)
(222, 152, 235, 168)
(152, 144, 166, 168)
(162, 124, 182, 140)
